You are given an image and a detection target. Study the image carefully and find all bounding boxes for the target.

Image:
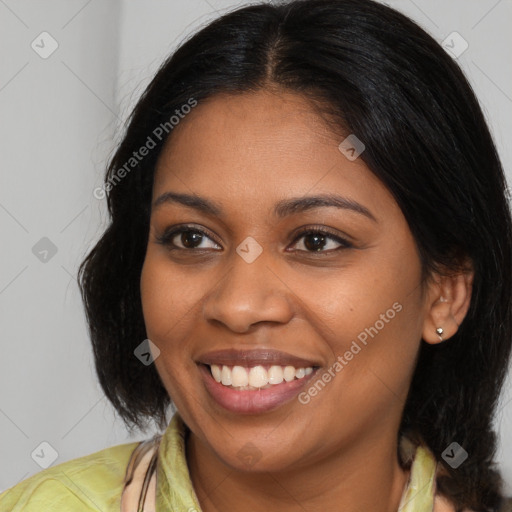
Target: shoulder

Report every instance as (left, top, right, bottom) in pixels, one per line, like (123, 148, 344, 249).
(402, 438, 476, 512)
(0, 441, 140, 512)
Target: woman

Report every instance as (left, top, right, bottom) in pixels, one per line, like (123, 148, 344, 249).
(2, 0, 511, 510)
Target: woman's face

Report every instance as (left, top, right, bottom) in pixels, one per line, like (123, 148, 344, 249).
(140, 89, 430, 472)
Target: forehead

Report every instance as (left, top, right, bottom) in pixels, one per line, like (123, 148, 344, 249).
(156, 90, 339, 174)
(152, 90, 397, 221)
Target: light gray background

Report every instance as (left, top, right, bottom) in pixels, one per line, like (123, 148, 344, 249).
(1, 0, 511, 495)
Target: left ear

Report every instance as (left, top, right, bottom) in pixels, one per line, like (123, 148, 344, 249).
(422, 265, 474, 344)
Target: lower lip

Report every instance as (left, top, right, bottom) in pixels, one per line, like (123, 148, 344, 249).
(198, 364, 318, 414)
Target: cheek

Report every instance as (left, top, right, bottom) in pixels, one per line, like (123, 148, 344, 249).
(302, 256, 421, 346)
(301, 246, 424, 401)
(140, 254, 198, 400)
(140, 257, 171, 336)
(140, 254, 194, 346)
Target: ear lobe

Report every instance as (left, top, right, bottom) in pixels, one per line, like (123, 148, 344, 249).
(422, 270, 473, 345)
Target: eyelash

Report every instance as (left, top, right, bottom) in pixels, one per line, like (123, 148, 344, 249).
(155, 224, 353, 255)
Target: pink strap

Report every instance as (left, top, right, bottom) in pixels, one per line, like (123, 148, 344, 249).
(121, 436, 161, 512)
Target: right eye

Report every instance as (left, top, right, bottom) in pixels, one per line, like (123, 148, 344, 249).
(155, 225, 222, 251)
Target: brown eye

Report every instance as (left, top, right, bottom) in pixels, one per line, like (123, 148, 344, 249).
(178, 230, 205, 249)
(156, 226, 221, 251)
(290, 228, 352, 253)
(302, 232, 329, 251)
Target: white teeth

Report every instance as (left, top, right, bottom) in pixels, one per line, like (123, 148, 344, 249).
(248, 366, 267, 388)
(231, 365, 249, 387)
(211, 364, 222, 383)
(283, 366, 296, 382)
(295, 368, 306, 379)
(209, 363, 314, 389)
(268, 365, 284, 384)
(221, 365, 232, 386)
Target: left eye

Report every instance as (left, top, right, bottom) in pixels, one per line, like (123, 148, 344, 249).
(289, 229, 352, 253)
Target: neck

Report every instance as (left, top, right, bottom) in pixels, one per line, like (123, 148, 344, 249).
(186, 427, 409, 512)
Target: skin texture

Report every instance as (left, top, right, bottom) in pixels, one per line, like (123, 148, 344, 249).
(140, 89, 473, 512)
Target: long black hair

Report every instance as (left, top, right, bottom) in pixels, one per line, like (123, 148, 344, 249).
(78, 1, 512, 509)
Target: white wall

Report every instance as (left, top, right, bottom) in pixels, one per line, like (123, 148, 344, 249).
(1, 0, 511, 495)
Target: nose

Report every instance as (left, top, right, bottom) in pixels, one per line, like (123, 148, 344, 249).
(202, 248, 294, 333)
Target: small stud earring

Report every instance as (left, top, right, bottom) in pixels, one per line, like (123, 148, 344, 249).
(436, 327, 444, 342)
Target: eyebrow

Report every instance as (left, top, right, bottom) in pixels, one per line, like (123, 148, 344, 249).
(152, 191, 377, 222)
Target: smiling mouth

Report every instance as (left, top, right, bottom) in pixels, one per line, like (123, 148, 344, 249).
(198, 361, 321, 414)
(206, 363, 316, 390)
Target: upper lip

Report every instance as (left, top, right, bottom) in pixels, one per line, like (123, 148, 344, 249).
(196, 348, 321, 368)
